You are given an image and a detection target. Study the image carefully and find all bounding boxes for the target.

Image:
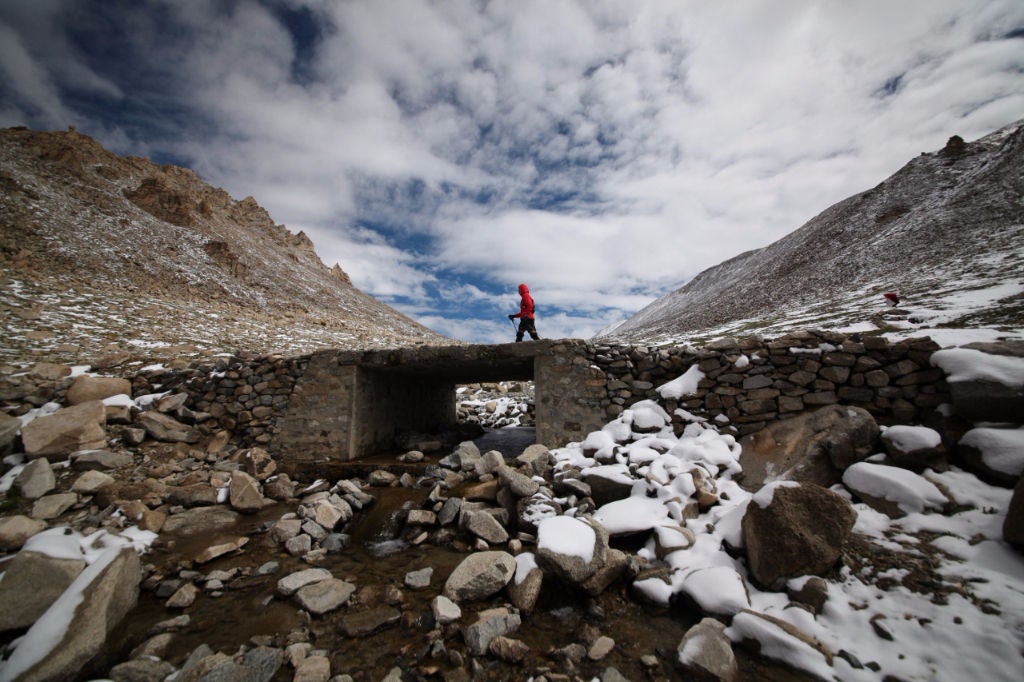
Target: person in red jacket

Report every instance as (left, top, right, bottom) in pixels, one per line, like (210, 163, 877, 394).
(508, 283, 540, 342)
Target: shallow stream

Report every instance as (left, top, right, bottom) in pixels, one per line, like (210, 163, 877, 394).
(109, 427, 809, 681)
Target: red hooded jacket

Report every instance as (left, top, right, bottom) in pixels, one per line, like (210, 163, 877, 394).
(512, 283, 535, 320)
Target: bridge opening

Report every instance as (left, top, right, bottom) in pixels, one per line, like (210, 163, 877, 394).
(276, 341, 599, 467)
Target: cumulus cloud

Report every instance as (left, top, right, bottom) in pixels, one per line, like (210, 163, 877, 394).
(2, 0, 1023, 342)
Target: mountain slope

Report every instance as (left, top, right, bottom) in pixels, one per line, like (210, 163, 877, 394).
(601, 120, 1024, 345)
(0, 127, 448, 366)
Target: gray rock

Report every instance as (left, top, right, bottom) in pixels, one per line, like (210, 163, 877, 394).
(475, 450, 505, 477)
(31, 492, 78, 520)
(367, 469, 398, 486)
(166, 582, 199, 609)
(292, 655, 331, 682)
(278, 568, 333, 596)
(536, 516, 609, 584)
(437, 497, 462, 525)
(464, 509, 509, 544)
(0, 515, 48, 550)
(676, 618, 738, 681)
(463, 607, 521, 656)
(228, 470, 265, 513)
(406, 509, 437, 526)
(66, 375, 132, 405)
(0, 551, 86, 632)
(443, 551, 516, 602)
(22, 401, 108, 460)
(321, 533, 349, 553)
(15, 458, 56, 499)
(404, 567, 433, 590)
(109, 658, 176, 682)
(489, 635, 530, 663)
(195, 536, 248, 564)
(507, 563, 543, 614)
(0, 547, 141, 682)
(742, 482, 856, 590)
(739, 404, 880, 488)
(431, 595, 462, 624)
(338, 606, 402, 637)
(581, 469, 634, 506)
(71, 469, 115, 494)
(136, 410, 200, 443)
(881, 427, 947, 472)
(285, 533, 312, 556)
(497, 465, 541, 497)
(295, 578, 355, 615)
(517, 444, 552, 476)
(270, 518, 302, 543)
(162, 506, 241, 537)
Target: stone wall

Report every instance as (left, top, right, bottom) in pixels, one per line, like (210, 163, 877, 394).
(119, 331, 950, 461)
(549, 330, 950, 439)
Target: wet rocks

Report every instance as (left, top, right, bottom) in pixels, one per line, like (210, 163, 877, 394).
(463, 606, 522, 656)
(295, 578, 356, 615)
(338, 606, 402, 637)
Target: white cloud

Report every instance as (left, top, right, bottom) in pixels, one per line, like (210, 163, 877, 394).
(2, 0, 1023, 344)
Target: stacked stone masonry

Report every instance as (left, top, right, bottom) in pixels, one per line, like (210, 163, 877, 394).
(572, 330, 949, 437)
(19, 331, 948, 460)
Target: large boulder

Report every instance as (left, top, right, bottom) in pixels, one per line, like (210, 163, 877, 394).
(443, 551, 516, 602)
(739, 405, 879, 489)
(65, 375, 132, 405)
(535, 516, 610, 585)
(0, 551, 87, 632)
(0, 547, 141, 682)
(161, 506, 241, 537)
(136, 410, 200, 443)
(931, 343, 1024, 423)
(881, 425, 947, 472)
(957, 427, 1024, 487)
(742, 482, 856, 590)
(21, 401, 108, 460)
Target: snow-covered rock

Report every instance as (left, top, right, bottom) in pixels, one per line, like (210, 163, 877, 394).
(842, 462, 949, 517)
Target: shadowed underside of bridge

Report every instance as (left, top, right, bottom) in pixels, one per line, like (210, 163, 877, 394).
(274, 340, 599, 464)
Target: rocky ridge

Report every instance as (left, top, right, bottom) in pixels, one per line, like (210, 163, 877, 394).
(0, 127, 448, 368)
(602, 120, 1024, 344)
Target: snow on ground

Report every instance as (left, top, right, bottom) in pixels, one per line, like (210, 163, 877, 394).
(960, 427, 1024, 478)
(548, 361, 1024, 682)
(931, 348, 1024, 386)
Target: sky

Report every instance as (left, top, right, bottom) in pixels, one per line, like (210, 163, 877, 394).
(1, 0, 1023, 344)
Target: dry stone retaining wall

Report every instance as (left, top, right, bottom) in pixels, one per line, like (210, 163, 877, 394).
(543, 331, 950, 440)
(27, 331, 949, 461)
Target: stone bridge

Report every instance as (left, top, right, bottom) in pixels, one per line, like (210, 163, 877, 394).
(274, 340, 604, 465)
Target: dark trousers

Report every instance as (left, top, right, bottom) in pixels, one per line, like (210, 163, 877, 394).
(516, 317, 539, 341)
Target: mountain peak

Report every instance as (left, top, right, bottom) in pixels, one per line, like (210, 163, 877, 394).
(0, 127, 448, 367)
(601, 119, 1024, 345)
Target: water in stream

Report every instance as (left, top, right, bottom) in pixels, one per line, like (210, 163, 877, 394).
(109, 427, 809, 681)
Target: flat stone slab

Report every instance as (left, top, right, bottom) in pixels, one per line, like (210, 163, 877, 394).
(338, 607, 402, 637)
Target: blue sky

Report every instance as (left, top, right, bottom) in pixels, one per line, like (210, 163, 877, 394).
(2, 1, 1023, 343)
